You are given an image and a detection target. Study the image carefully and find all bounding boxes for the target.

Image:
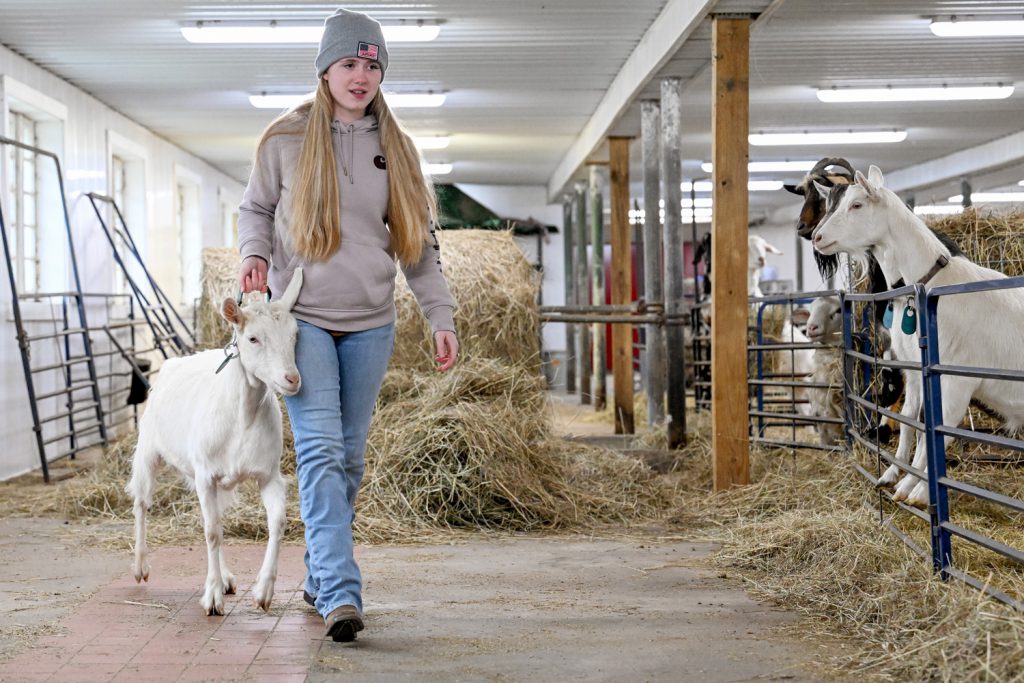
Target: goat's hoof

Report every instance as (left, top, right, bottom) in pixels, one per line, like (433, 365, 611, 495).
(893, 480, 915, 503)
(223, 574, 237, 595)
(907, 482, 930, 509)
(877, 464, 900, 488)
(201, 591, 225, 616)
(132, 562, 150, 583)
(252, 578, 275, 612)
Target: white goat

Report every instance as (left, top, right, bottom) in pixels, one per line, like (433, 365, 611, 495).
(702, 235, 783, 325)
(814, 166, 1024, 507)
(127, 269, 304, 615)
(805, 296, 845, 445)
(775, 308, 815, 416)
(748, 235, 783, 298)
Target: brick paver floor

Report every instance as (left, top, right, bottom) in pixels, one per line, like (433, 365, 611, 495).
(0, 544, 323, 682)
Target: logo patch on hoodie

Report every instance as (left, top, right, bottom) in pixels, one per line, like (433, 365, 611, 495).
(373, 155, 387, 170)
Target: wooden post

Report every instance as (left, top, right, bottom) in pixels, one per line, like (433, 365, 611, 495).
(711, 16, 750, 490)
(609, 136, 634, 434)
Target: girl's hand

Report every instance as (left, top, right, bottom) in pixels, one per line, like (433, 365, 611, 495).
(240, 256, 268, 294)
(434, 331, 459, 372)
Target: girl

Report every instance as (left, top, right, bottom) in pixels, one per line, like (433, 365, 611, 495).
(237, 7, 458, 642)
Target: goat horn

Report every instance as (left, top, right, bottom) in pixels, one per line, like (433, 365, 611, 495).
(809, 157, 854, 178)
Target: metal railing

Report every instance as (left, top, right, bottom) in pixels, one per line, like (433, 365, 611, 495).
(843, 277, 1024, 610)
(748, 290, 843, 452)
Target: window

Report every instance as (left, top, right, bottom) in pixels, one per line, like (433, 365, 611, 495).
(175, 165, 202, 306)
(106, 130, 148, 301)
(5, 110, 40, 293)
(111, 154, 130, 295)
(2, 75, 68, 295)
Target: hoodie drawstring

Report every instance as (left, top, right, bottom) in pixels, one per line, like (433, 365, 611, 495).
(337, 123, 356, 185)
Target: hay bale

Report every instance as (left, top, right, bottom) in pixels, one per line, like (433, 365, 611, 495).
(54, 356, 672, 546)
(391, 230, 540, 371)
(198, 247, 242, 349)
(927, 208, 1024, 276)
(199, 231, 540, 367)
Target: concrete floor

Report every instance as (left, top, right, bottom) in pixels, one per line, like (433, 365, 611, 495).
(0, 390, 842, 681)
(0, 518, 837, 682)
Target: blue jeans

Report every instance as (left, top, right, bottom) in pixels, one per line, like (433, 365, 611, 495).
(284, 320, 394, 616)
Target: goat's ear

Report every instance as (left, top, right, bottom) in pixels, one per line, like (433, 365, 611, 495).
(277, 267, 303, 311)
(791, 308, 811, 326)
(812, 180, 831, 199)
(783, 183, 803, 196)
(222, 298, 245, 327)
(763, 241, 783, 255)
(854, 170, 878, 198)
(867, 164, 884, 188)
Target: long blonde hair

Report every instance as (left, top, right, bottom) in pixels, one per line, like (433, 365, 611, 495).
(254, 79, 436, 264)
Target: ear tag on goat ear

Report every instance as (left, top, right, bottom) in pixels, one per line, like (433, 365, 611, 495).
(901, 304, 917, 335)
(882, 302, 894, 329)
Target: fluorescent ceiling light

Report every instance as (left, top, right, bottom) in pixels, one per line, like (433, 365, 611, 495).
(423, 162, 452, 175)
(701, 161, 818, 173)
(750, 131, 907, 146)
(660, 198, 713, 208)
(914, 205, 963, 216)
(949, 192, 1024, 203)
(181, 22, 440, 44)
(681, 180, 783, 192)
(817, 86, 1013, 103)
(930, 18, 1024, 37)
(412, 136, 450, 150)
(1018, 180, 1024, 186)
(386, 92, 446, 108)
(249, 92, 313, 109)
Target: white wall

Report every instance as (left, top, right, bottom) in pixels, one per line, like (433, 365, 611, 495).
(456, 184, 568, 354)
(750, 222, 829, 293)
(0, 45, 245, 481)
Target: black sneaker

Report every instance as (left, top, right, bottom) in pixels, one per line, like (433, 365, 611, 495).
(303, 590, 316, 607)
(324, 604, 365, 642)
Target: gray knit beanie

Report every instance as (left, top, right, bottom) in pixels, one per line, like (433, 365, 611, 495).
(315, 9, 389, 80)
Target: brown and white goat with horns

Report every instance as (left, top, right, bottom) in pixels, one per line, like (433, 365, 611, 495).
(127, 269, 303, 615)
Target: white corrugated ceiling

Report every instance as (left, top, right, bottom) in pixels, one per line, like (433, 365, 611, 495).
(1, 0, 1023, 221)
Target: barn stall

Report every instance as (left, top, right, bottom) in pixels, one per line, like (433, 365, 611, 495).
(2, 1, 1024, 681)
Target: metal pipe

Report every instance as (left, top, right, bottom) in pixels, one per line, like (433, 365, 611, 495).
(641, 99, 666, 427)
(541, 314, 665, 324)
(660, 78, 686, 447)
(589, 165, 607, 410)
(575, 181, 592, 405)
(540, 303, 662, 314)
(562, 197, 576, 393)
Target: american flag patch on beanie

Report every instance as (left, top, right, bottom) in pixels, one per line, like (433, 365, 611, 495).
(357, 42, 379, 60)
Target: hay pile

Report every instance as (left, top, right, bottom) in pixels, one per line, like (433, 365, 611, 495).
(53, 356, 670, 545)
(390, 230, 540, 371)
(54, 229, 668, 544)
(928, 208, 1024, 276)
(667, 445, 1024, 681)
(198, 231, 541, 367)
(198, 247, 245, 349)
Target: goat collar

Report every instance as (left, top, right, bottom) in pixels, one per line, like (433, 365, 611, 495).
(878, 251, 949, 290)
(215, 335, 239, 374)
(917, 255, 950, 287)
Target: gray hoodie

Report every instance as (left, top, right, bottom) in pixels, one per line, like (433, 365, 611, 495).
(237, 114, 456, 334)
